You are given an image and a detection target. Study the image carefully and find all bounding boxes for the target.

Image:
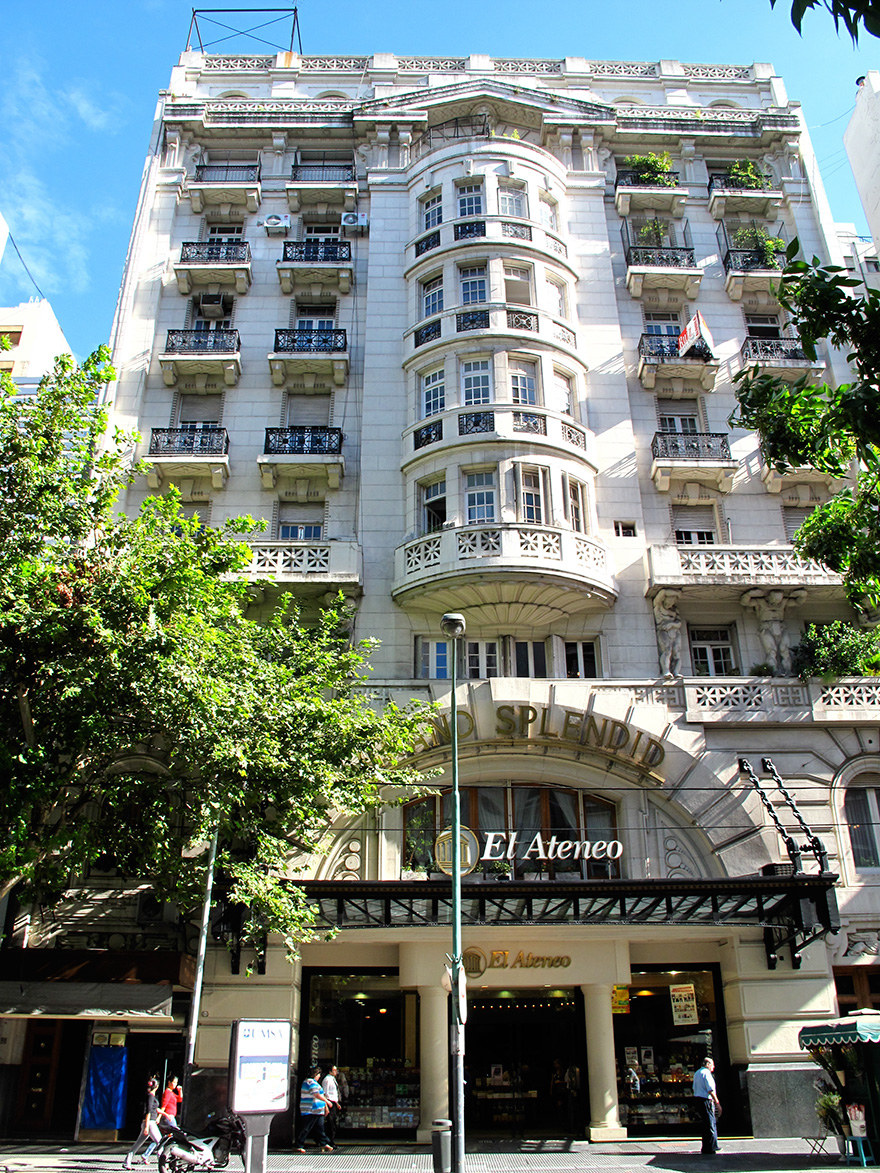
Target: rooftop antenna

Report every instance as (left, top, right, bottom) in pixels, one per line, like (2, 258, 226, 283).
(184, 8, 299, 55)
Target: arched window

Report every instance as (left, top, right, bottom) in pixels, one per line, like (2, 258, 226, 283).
(403, 784, 620, 879)
(844, 778, 880, 869)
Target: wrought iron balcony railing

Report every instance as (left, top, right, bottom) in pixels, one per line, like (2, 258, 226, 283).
(626, 245, 696, 268)
(616, 169, 681, 188)
(459, 411, 495, 435)
(264, 426, 343, 455)
(281, 241, 352, 263)
(164, 329, 240, 354)
(149, 428, 229, 456)
(413, 115, 491, 158)
(194, 164, 260, 183)
(273, 328, 347, 353)
(290, 164, 355, 182)
(652, 432, 732, 460)
(639, 334, 713, 361)
(414, 421, 443, 450)
(415, 231, 441, 256)
(454, 220, 487, 240)
(507, 309, 539, 331)
(457, 311, 490, 332)
(742, 337, 808, 362)
(179, 241, 251, 263)
(414, 320, 442, 347)
(723, 248, 785, 273)
(708, 172, 773, 194)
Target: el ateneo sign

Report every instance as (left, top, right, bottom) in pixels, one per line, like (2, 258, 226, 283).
(434, 825, 623, 876)
(416, 701, 666, 780)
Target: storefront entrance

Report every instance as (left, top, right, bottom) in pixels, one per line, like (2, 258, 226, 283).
(465, 988, 587, 1137)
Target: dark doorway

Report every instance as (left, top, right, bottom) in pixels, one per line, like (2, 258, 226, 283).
(122, 1034, 185, 1139)
(13, 1019, 89, 1139)
(464, 989, 586, 1137)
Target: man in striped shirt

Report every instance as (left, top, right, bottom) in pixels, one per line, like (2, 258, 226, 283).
(294, 1066, 333, 1153)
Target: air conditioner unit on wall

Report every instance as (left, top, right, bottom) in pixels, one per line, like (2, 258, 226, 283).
(257, 213, 291, 235)
(342, 212, 369, 229)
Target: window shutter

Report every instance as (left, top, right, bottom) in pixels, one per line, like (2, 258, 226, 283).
(783, 506, 813, 540)
(671, 505, 716, 534)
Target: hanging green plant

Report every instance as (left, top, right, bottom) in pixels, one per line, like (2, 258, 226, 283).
(730, 224, 785, 267)
(727, 159, 772, 190)
(623, 152, 677, 187)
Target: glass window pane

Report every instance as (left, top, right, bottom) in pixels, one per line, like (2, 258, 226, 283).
(846, 789, 880, 867)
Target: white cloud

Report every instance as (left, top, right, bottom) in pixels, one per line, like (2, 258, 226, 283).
(66, 87, 115, 132)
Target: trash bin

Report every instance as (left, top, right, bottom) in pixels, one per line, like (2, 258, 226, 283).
(431, 1118, 452, 1173)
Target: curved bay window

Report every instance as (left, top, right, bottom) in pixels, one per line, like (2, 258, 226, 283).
(403, 785, 619, 880)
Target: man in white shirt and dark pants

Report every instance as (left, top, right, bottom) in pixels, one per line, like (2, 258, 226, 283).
(693, 1057, 721, 1155)
(321, 1065, 342, 1149)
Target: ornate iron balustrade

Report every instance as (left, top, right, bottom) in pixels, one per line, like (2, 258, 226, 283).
(709, 172, 773, 194)
(547, 236, 568, 258)
(459, 412, 494, 434)
(194, 164, 261, 183)
(290, 164, 355, 182)
(149, 428, 229, 456)
(507, 309, 539, 331)
(454, 220, 487, 240)
(264, 426, 343, 455)
(165, 329, 240, 354)
(616, 169, 681, 188)
(457, 310, 490, 332)
(414, 320, 441, 347)
(723, 248, 785, 273)
(414, 421, 443, 450)
(415, 231, 441, 256)
(413, 115, 491, 157)
(626, 245, 696, 268)
(639, 334, 713, 361)
(282, 241, 352, 263)
(554, 324, 577, 348)
(742, 337, 808, 362)
(273, 328, 347, 353)
(512, 412, 546, 434)
(561, 423, 587, 449)
(180, 241, 251, 263)
(652, 432, 732, 460)
(502, 222, 532, 240)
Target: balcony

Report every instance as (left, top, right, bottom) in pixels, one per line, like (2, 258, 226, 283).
(646, 543, 844, 600)
(650, 431, 737, 492)
(740, 337, 824, 382)
(717, 222, 787, 301)
(404, 407, 594, 466)
(187, 164, 261, 213)
(407, 217, 573, 270)
(257, 426, 344, 489)
(285, 163, 357, 215)
(276, 240, 353, 294)
(172, 241, 252, 295)
(637, 335, 719, 391)
(145, 427, 229, 491)
(245, 539, 361, 595)
(708, 173, 783, 220)
(614, 171, 688, 218)
(268, 328, 349, 386)
(392, 523, 617, 622)
(406, 304, 579, 358)
(158, 329, 241, 388)
(760, 458, 849, 495)
(621, 220, 701, 299)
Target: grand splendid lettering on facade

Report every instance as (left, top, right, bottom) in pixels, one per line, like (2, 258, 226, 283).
(2, 49, 880, 1150)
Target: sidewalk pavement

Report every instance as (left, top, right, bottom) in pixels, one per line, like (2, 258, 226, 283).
(0, 1137, 851, 1173)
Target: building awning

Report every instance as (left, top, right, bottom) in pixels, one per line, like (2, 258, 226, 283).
(799, 1012, 880, 1048)
(0, 981, 174, 1018)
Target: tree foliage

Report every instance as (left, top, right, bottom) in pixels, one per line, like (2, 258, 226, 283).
(791, 621, 880, 679)
(730, 246, 880, 617)
(771, 0, 880, 39)
(0, 352, 427, 951)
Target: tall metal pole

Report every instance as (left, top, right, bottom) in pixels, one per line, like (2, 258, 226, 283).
(441, 612, 466, 1173)
(182, 827, 219, 1123)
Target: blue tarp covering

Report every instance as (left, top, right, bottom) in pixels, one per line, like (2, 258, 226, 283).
(80, 1046, 128, 1130)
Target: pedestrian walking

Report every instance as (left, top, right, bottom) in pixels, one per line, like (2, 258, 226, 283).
(321, 1065, 342, 1148)
(294, 1066, 333, 1153)
(693, 1057, 721, 1155)
(157, 1075, 183, 1133)
(123, 1077, 162, 1168)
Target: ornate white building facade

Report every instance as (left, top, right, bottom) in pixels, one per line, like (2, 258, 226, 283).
(2, 51, 879, 1146)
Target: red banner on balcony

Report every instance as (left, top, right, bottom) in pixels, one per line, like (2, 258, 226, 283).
(678, 311, 714, 356)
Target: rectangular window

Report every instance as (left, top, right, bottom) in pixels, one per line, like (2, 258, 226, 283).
(565, 640, 599, 679)
(567, 478, 588, 533)
(633, 217, 672, 247)
(278, 502, 324, 540)
(645, 311, 680, 336)
(465, 470, 496, 524)
(746, 313, 782, 339)
(514, 640, 548, 679)
(845, 789, 880, 869)
(193, 293, 232, 330)
(419, 639, 450, 679)
(304, 223, 341, 242)
(539, 199, 558, 232)
(614, 520, 637, 538)
(462, 359, 492, 406)
(690, 627, 737, 676)
(549, 279, 568, 320)
(783, 506, 813, 541)
(458, 183, 483, 217)
(178, 394, 219, 428)
(297, 304, 335, 330)
(423, 192, 442, 231)
(658, 399, 699, 434)
(422, 479, 447, 533)
(520, 467, 544, 524)
(459, 265, 487, 305)
(498, 186, 526, 218)
(466, 640, 499, 679)
(207, 222, 244, 241)
(503, 265, 531, 305)
(422, 368, 445, 417)
(422, 275, 444, 319)
(672, 505, 717, 545)
(554, 370, 574, 415)
(510, 360, 537, 406)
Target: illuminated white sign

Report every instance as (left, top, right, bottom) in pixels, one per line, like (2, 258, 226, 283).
(229, 1019, 292, 1115)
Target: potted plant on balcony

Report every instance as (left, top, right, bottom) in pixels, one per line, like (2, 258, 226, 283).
(637, 218, 668, 248)
(623, 152, 677, 187)
(730, 224, 785, 268)
(791, 621, 880, 681)
(727, 159, 772, 190)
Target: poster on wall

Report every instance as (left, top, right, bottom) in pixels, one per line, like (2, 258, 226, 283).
(611, 985, 630, 1014)
(624, 1046, 639, 1068)
(641, 1046, 655, 1073)
(670, 984, 699, 1026)
(229, 1020, 292, 1115)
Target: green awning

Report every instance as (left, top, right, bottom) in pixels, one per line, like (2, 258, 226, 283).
(799, 1014, 880, 1047)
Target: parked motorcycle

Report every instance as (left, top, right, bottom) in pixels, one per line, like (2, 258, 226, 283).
(156, 1114, 244, 1173)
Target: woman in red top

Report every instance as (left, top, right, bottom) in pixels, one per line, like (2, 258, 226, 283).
(158, 1075, 183, 1131)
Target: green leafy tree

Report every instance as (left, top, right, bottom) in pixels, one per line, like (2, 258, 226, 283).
(771, 0, 880, 38)
(791, 621, 880, 679)
(730, 246, 880, 617)
(0, 350, 427, 950)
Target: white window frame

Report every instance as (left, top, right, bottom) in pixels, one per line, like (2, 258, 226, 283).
(564, 640, 600, 679)
(461, 359, 492, 406)
(465, 469, 496, 525)
(422, 368, 445, 418)
(509, 359, 538, 406)
(844, 785, 880, 871)
(565, 476, 588, 533)
(689, 626, 738, 676)
(421, 478, 447, 534)
(459, 265, 488, 306)
(518, 465, 547, 525)
(503, 264, 532, 306)
(296, 305, 335, 330)
(457, 183, 484, 218)
(466, 639, 500, 679)
(548, 278, 568, 320)
(498, 185, 527, 218)
(554, 370, 574, 415)
(645, 311, 680, 336)
(423, 191, 442, 232)
(539, 198, 558, 233)
(513, 639, 548, 679)
(672, 505, 717, 546)
(421, 274, 444, 320)
(419, 638, 451, 679)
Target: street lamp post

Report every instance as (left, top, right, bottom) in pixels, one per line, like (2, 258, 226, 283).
(440, 612, 467, 1173)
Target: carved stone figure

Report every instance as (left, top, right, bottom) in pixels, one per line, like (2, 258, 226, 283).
(844, 931, 880, 958)
(740, 588, 806, 675)
(653, 589, 682, 678)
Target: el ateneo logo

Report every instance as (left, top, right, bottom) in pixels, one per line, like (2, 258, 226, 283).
(434, 826, 623, 876)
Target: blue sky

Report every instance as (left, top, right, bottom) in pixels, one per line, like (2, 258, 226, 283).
(0, 0, 875, 358)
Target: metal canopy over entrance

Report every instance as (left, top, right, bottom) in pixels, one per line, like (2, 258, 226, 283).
(298, 873, 840, 970)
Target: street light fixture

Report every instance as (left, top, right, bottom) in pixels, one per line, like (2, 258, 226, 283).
(439, 612, 466, 1173)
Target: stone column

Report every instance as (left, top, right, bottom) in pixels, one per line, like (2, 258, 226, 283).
(417, 986, 449, 1142)
(581, 983, 627, 1140)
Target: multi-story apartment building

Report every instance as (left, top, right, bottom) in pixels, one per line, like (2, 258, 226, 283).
(0, 297, 72, 391)
(3, 51, 879, 1148)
